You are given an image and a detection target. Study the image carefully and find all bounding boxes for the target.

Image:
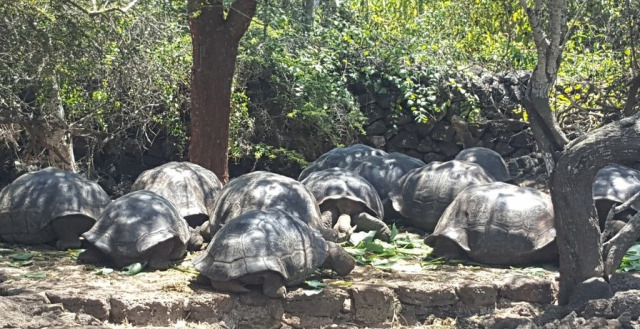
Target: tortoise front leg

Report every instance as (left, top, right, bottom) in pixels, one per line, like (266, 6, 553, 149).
(262, 272, 286, 298)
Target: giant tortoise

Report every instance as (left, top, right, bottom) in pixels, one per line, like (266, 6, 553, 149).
(205, 171, 335, 241)
(0, 167, 110, 249)
(592, 164, 640, 240)
(301, 168, 390, 241)
(132, 161, 223, 249)
(349, 152, 425, 220)
(424, 182, 557, 265)
(78, 190, 191, 270)
(193, 208, 355, 298)
(388, 160, 494, 232)
(454, 147, 510, 182)
(298, 144, 387, 181)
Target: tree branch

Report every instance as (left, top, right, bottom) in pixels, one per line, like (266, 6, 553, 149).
(623, 73, 640, 116)
(62, 0, 141, 16)
(227, 0, 257, 43)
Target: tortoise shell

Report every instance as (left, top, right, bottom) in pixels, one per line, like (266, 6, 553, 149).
(132, 161, 223, 227)
(82, 190, 190, 266)
(455, 147, 510, 182)
(388, 160, 494, 232)
(301, 167, 384, 219)
(193, 208, 327, 285)
(298, 144, 387, 181)
(0, 167, 110, 244)
(592, 164, 640, 224)
(350, 152, 425, 201)
(209, 171, 329, 238)
(425, 182, 557, 265)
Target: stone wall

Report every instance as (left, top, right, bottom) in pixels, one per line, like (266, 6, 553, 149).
(355, 69, 536, 164)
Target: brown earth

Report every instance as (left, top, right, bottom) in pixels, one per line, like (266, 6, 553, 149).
(0, 241, 639, 329)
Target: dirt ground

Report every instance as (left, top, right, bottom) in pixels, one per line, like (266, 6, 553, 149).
(0, 239, 639, 329)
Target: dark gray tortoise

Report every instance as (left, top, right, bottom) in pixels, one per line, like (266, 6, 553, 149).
(425, 182, 557, 265)
(78, 190, 190, 270)
(0, 167, 110, 249)
(297, 144, 387, 181)
(350, 152, 425, 220)
(301, 168, 390, 241)
(454, 147, 510, 182)
(193, 208, 356, 298)
(593, 164, 640, 238)
(205, 171, 335, 241)
(131, 161, 223, 250)
(388, 160, 494, 232)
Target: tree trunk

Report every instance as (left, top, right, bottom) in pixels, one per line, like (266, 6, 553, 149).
(48, 73, 76, 172)
(519, 0, 569, 174)
(187, 0, 256, 183)
(550, 113, 640, 304)
(303, 0, 315, 28)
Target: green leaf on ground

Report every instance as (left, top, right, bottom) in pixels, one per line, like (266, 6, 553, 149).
(10, 253, 33, 261)
(343, 230, 432, 270)
(122, 262, 145, 276)
(23, 272, 46, 279)
(93, 267, 114, 275)
(8, 260, 33, 267)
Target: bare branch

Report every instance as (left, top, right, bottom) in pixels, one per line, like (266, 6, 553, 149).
(62, 0, 140, 17)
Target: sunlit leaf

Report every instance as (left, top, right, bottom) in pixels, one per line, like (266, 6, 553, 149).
(93, 268, 114, 275)
(122, 263, 145, 276)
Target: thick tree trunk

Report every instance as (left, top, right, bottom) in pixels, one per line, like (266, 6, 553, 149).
(187, 0, 256, 183)
(550, 113, 640, 304)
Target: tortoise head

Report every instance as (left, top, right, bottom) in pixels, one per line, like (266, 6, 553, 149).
(323, 241, 356, 276)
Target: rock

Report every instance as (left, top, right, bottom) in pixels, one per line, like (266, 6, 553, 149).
(499, 276, 556, 304)
(350, 284, 397, 325)
(395, 284, 458, 307)
(436, 140, 461, 158)
(509, 131, 534, 148)
(568, 277, 614, 312)
(431, 122, 456, 141)
(366, 120, 387, 135)
(46, 290, 111, 320)
(109, 295, 186, 326)
(417, 138, 435, 153)
(367, 135, 386, 149)
(495, 140, 515, 157)
(283, 288, 347, 318)
(412, 122, 436, 138)
(390, 130, 420, 150)
(423, 152, 446, 164)
(456, 283, 498, 307)
(184, 294, 235, 323)
(609, 290, 640, 318)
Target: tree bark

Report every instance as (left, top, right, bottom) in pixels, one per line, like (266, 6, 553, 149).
(550, 113, 640, 304)
(187, 0, 256, 183)
(519, 0, 569, 175)
(623, 73, 640, 116)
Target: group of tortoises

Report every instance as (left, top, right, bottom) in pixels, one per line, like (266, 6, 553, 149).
(298, 143, 640, 266)
(1, 143, 639, 296)
(0, 162, 356, 297)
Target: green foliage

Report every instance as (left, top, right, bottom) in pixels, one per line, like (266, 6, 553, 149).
(342, 225, 432, 270)
(619, 242, 640, 272)
(233, 7, 368, 161)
